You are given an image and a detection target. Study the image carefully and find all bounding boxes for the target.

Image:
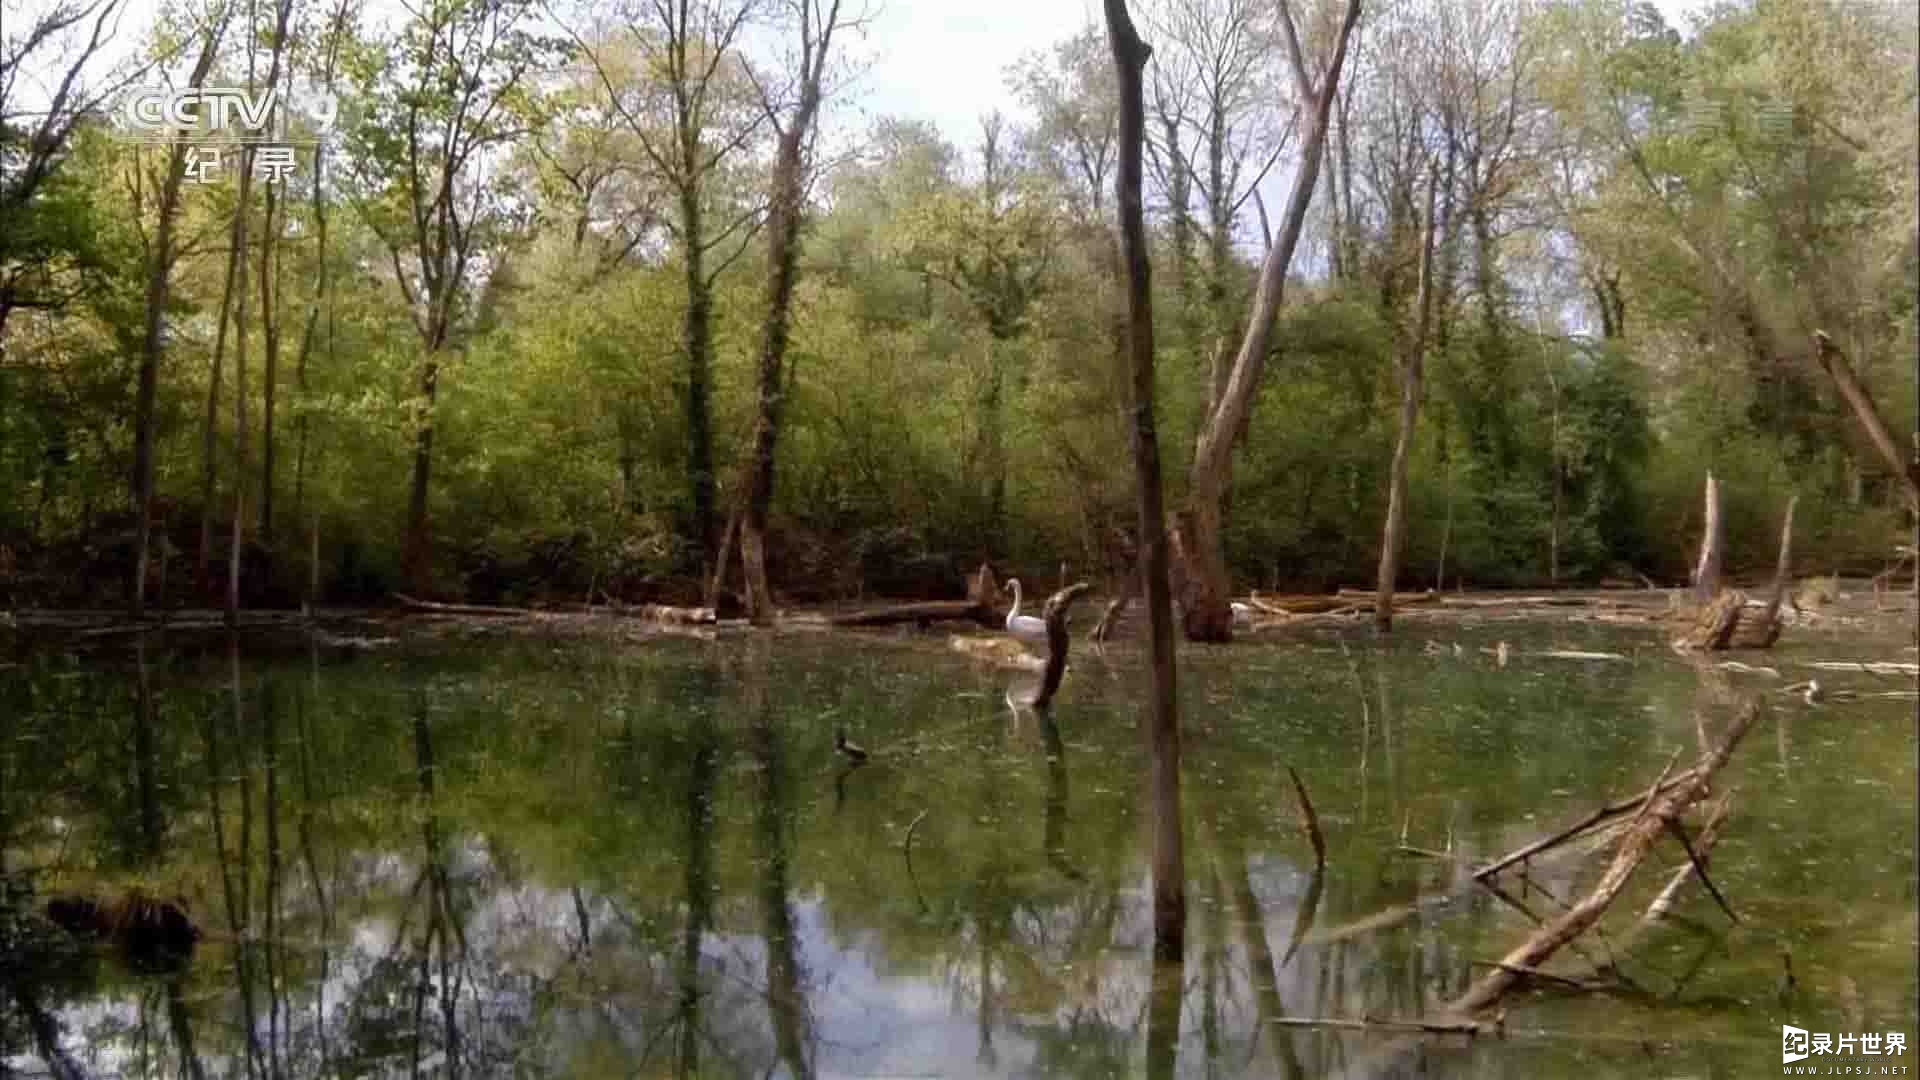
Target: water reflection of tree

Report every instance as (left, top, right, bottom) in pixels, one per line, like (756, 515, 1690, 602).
(748, 640, 816, 1080)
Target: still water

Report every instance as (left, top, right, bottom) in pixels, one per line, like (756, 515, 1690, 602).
(2, 621, 1914, 1078)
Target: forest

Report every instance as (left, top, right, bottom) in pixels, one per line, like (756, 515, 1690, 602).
(2, 0, 1915, 627)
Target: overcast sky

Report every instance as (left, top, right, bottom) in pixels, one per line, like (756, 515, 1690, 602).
(13, 0, 1710, 144)
(852, 0, 1709, 150)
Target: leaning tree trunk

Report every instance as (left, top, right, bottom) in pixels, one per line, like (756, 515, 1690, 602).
(1106, 0, 1184, 965)
(1690, 471, 1722, 603)
(132, 23, 228, 616)
(1811, 330, 1920, 506)
(1177, 0, 1362, 642)
(741, 2, 838, 626)
(1373, 160, 1442, 633)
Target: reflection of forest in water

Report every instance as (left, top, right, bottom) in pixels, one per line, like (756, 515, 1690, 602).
(1, 629, 1914, 1077)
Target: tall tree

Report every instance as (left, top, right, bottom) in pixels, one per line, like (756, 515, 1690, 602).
(737, 0, 849, 624)
(351, 0, 552, 594)
(130, 5, 232, 616)
(1178, 0, 1362, 641)
(230, 0, 299, 624)
(1104, 0, 1183, 964)
(571, 0, 771, 574)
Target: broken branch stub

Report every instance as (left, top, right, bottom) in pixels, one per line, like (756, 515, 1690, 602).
(1033, 582, 1092, 711)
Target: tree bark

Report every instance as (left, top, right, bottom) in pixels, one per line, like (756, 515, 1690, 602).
(259, 164, 283, 544)
(1179, 0, 1363, 642)
(1373, 157, 1441, 632)
(1690, 471, 1723, 602)
(682, 185, 717, 570)
(132, 23, 228, 616)
(742, 0, 840, 626)
(227, 153, 255, 626)
(1447, 700, 1762, 1018)
(200, 227, 240, 592)
(229, 0, 295, 622)
(1105, 0, 1184, 966)
(1811, 330, 1920, 506)
(400, 353, 439, 594)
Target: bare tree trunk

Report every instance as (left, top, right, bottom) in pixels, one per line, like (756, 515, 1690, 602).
(1811, 330, 1920, 506)
(228, 0, 294, 622)
(1690, 471, 1722, 602)
(1435, 442, 1453, 591)
(259, 170, 282, 545)
(227, 155, 256, 627)
(200, 236, 239, 591)
(682, 186, 717, 571)
(1547, 362, 1561, 588)
(1374, 160, 1441, 633)
(741, 0, 840, 626)
(133, 25, 228, 616)
(400, 352, 438, 594)
(1179, 0, 1363, 642)
(1106, 0, 1184, 964)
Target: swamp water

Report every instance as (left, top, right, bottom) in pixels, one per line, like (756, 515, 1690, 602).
(1, 621, 1914, 1077)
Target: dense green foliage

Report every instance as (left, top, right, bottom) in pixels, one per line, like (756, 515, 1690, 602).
(0, 0, 1912, 607)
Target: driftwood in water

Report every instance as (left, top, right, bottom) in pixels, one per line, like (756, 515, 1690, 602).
(1287, 766, 1326, 868)
(1729, 495, 1796, 648)
(396, 593, 718, 625)
(1445, 699, 1761, 1018)
(1803, 660, 1920, 676)
(1472, 765, 1704, 881)
(623, 602, 718, 625)
(394, 593, 531, 616)
(1673, 492, 1795, 651)
(830, 599, 993, 629)
(1032, 582, 1091, 711)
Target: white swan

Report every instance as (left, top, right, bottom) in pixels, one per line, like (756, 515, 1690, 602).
(1004, 578, 1049, 643)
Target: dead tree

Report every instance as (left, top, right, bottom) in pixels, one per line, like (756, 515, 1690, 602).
(1175, 0, 1362, 642)
(1690, 471, 1723, 602)
(1446, 699, 1761, 1018)
(1673, 492, 1795, 651)
(1105, 0, 1186, 964)
(1031, 583, 1092, 710)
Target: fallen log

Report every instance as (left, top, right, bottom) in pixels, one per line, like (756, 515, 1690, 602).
(1335, 588, 1438, 606)
(1250, 593, 1353, 614)
(394, 593, 532, 616)
(1804, 660, 1919, 676)
(1472, 765, 1704, 881)
(1446, 699, 1761, 1017)
(828, 599, 993, 629)
(624, 603, 717, 625)
(1643, 791, 1735, 924)
(1535, 650, 1629, 662)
